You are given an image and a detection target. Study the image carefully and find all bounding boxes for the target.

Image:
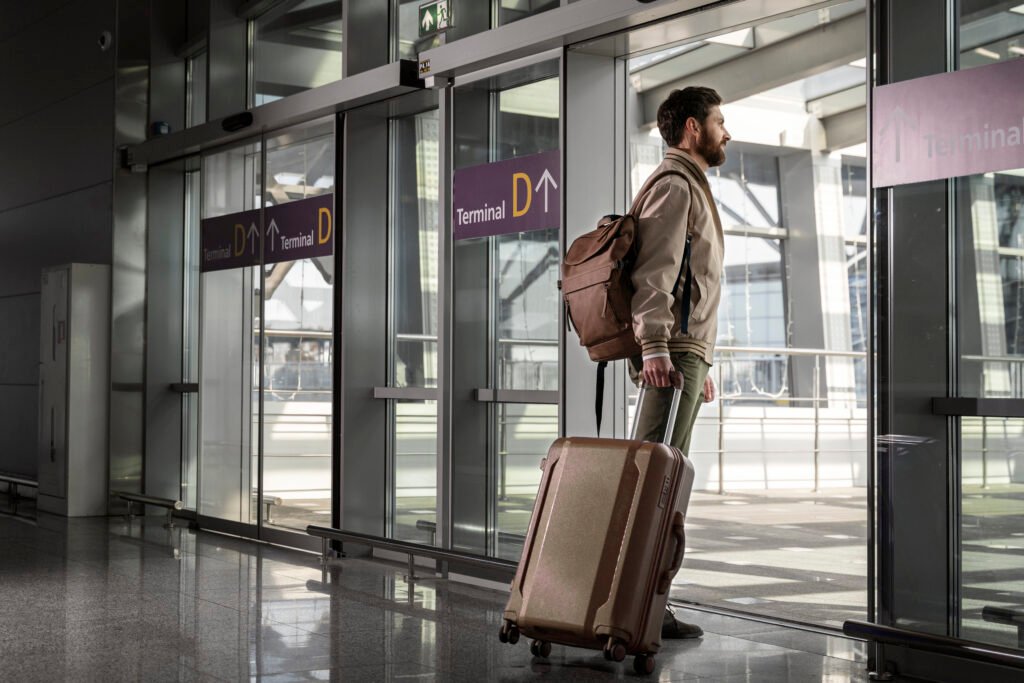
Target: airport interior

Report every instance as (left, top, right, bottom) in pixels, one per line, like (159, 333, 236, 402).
(2, 0, 1024, 680)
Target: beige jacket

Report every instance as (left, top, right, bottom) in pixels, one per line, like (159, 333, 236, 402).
(630, 149, 724, 365)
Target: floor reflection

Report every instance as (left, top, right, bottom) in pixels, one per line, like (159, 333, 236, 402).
(0, 515, 869, 681)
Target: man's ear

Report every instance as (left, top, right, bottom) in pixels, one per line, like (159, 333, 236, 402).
(685, 116, 701, 138)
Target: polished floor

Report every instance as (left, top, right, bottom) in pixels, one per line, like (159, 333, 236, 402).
(0, 510, 870, 682)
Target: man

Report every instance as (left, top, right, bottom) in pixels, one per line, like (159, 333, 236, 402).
(630, 86, 729, 639)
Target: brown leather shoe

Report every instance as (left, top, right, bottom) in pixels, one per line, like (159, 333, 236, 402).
(662, 607, 704, 639)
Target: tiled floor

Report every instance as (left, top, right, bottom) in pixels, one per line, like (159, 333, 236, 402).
(0, 512, 869, 682)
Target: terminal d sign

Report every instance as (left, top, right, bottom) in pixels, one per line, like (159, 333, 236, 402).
(873, 57, 1024, 187)
(453, 150, 560, 240)
(200, 193, 333, 272)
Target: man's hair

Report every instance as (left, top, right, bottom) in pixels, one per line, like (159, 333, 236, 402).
(656, 86, 723, 147)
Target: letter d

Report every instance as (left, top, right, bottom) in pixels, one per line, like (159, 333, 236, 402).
(318, 207, 332, 245)
(234, 224, 245, 256)
(512, 172, 532, 217)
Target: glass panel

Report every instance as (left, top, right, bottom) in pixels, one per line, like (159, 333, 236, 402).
(491, 76, 560, 553)
(200, 141, 261, 524)
(260, 120, 335, 531)
(253, 0, 343, 106)
(497, 0, 559, 27)
(960, 416, 1024, 647)
(495, 403, 557, 561)
(623, 1, 868, 627)
(450, 63, 560, 558)
(392, 400, 438, 543)
(187, 51, 207, 128)
(388, 109, 440, 545)
(957, 170, 1024, 648)
(959, 1, 1024, 72)
(182, 168, 201, 510)
(391, 110, 440, 389)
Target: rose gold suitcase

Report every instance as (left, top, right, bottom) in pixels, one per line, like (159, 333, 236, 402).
(499, 385, 695, 675)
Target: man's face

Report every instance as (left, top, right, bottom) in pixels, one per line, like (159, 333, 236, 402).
(695, 106, 730, 168)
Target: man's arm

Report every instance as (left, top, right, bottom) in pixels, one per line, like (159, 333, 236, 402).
(631, 179, 692, 388)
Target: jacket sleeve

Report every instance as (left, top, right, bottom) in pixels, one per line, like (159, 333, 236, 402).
(630, 179, 690, 356)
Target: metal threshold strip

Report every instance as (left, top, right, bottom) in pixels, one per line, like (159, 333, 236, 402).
(844, 620, 1024, 670)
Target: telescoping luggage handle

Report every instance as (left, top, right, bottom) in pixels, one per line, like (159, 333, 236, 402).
(629, 382, 683, 444)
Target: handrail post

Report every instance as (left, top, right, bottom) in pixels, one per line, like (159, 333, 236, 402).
(981, 415, 988, 490)
(717, 360, 725, 495)
(813, 355, 821, 493)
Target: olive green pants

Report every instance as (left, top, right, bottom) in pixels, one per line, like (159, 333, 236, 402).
(628, 352, 711, 455)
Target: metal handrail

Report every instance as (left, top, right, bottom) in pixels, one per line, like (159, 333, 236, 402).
(306, 524, 516, 581)
(716, 345, 866, 359)
(843, 619, 1024, 671)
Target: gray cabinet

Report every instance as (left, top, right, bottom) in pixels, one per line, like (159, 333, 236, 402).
(37, 264, 110, 516)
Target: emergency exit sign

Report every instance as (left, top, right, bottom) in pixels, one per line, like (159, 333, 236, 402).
(419, 0, 452, 37)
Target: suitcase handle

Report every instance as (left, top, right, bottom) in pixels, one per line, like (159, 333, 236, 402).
(657, 512, 686, 594)
(630, 382, 683, 443)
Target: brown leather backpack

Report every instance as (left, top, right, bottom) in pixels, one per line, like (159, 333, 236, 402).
(560, 170, 692, 433)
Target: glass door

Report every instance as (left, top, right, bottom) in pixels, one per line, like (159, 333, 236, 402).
(196, 118, 336, 537)
(450, 60, 561, 560)
(613, 0, 870, 627)
(199, 139, 261, 525)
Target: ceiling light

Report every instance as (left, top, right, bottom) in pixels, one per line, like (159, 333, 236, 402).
(1010, 46, 1024, 56)
(974, 47, 1001, 60)
(706, 28, 754, 49)
(1010, 4, 1024, 15)
(848, 57, 867, 68)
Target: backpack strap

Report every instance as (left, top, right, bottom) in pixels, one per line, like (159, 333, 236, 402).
(627, 169, 689, 217)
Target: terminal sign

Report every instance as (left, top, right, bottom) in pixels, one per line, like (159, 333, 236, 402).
(873, 57, 1024, 187)
(200, 193, 333, 272)
(453, 150, 560, 240)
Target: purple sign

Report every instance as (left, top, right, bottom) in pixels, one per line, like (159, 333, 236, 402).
(201, 193, 334, 272)
(453, 150, 560, 239)
(873, 58, 1024, 188)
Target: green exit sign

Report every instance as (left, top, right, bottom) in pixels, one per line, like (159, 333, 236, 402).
(418, 0, 452, 38)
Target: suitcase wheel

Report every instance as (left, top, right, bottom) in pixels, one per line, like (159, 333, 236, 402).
(633, 654, 655, 675)
(529, 639, 552, 659)
(499, 621, 520, 645)
(602, 639, 626, 663)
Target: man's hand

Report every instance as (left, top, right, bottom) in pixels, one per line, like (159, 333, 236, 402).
(642, 356, 682, 388)
(703, 374, 716, 402)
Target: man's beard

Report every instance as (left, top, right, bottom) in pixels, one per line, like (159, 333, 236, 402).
(697, 132, 726, 167)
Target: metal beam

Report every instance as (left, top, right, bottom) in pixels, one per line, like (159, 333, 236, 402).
(418, 0, 712, 81)
(822, 105, 865, 151)
(125, 60, 422, 167)
(641, 10, 865, 123)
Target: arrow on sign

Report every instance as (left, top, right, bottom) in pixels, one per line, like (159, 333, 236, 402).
(535, 169, 558, 213)
(879, 105, 917, 163)
(247, 222, 258, 253)
(421, 10, 434, 32)
(266, 218, 280, 250)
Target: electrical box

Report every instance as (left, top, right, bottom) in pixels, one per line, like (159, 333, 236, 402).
(37, 264, 110, 516)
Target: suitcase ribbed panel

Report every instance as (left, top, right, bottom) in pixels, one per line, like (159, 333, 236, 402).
(517, 439, 640, 634)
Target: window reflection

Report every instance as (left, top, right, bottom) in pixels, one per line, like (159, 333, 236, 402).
(959, 1, 1024, 71)
(252, 0, 343, 106)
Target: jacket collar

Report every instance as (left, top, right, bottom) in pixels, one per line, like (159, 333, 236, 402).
(664, 148, 707, 181)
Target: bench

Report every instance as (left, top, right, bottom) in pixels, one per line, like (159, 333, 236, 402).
(253, 494, 284, 523)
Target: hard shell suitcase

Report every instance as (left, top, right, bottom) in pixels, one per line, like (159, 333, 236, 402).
(499, 384, 696, 675)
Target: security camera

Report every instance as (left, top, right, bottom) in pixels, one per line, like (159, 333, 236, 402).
(98, 31, 112, 51)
